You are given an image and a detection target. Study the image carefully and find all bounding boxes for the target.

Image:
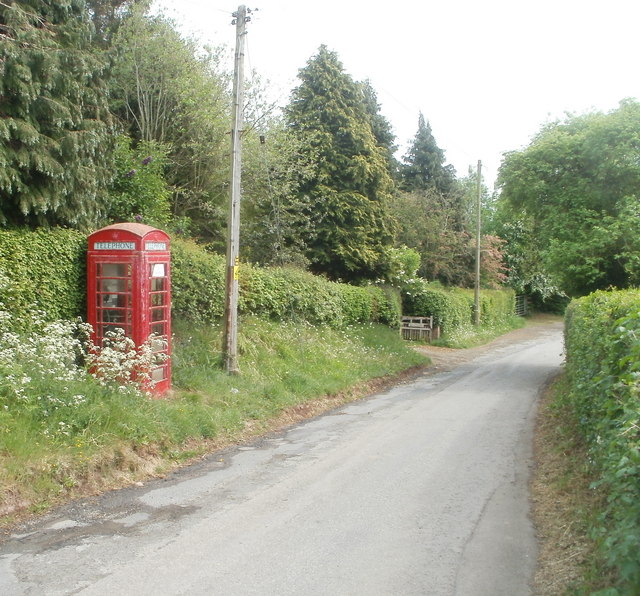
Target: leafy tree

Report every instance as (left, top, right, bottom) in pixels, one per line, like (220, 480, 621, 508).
(285, 46, 396, 281)
(394, 114, 488, 286)
(477, 234, 508, 288)
(392, 187, 466, 285)
(240, 120, 315, 268)
(393, 163, 506, 288)
(110, 9, 196, 143)
(498, 100, 640, 296)
(109, 9, 231, 241)
(401, 113, 456, 196)
(0, 0, 114, 228)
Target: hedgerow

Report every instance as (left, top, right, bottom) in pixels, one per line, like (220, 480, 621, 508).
(0, 230, 400, 330)
(169, 238, 402, 327)
(0, 228, 86, 329)
(402, 281, 515, 336)
(171, 239, 226, 323)
(564, 290, 640, 592)
(240, 262, 401, 327)
(403, 284, 469, 333)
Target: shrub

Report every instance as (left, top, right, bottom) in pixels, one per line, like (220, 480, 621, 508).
(403, 283, 472, 334)
(106, 136, 172, 226)
(367, 285, 402, 327)
(478, 288, 517, 326)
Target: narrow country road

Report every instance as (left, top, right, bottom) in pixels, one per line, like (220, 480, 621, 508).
(0, 322, 564, 596)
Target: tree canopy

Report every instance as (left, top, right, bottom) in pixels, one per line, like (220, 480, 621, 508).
(108, 9, 232, 242)
(86, 0, 146, 46)
(498, 100, 640, 296)
(0, 4, 510, 295)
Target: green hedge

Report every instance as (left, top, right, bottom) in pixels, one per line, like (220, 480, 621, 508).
(478, 288, 517, 326)
(564, 290, 640, 591)
(402, 283, 515, 335)
(170, 238, 401, 327)
(403, 285, 470, 333)
(238, 265, 400, 327)
(171, 239, 226, 323)
(0, 231, 401, 330)
(0, 228, 86, 329)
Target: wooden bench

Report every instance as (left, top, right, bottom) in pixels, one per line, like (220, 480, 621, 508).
(400, 316, 434, 341)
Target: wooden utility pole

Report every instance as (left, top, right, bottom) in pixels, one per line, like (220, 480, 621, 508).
(223, 5, 249, 374)
(474, 160, 482, 326)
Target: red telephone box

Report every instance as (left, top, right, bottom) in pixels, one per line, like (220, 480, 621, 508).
(87, 223, 171, 394)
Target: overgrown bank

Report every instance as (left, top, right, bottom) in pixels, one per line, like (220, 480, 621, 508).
(531, 375, 612, 594)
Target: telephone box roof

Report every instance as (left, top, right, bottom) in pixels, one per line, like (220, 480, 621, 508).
(88, 223, 170, 252)
(90, 223, 163, 238)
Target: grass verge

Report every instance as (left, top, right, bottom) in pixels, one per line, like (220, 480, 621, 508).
(432, 315, 526, 349)
(0, 318, 428, 529)
(531, 374, 617, 594)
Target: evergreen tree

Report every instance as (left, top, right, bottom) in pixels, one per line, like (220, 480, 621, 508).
(0, 0, 114, 228)
(360, 80, 398, 179)
(285, 46, 395, 281)
(402, 113, 456, 195)
(86, 0, 147, 46)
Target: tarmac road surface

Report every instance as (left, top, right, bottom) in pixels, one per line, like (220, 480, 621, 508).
(0, 322, 564, 595)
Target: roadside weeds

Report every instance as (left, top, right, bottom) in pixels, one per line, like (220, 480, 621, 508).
(530, 375, 614, 594)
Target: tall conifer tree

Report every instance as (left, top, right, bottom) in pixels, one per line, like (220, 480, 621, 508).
(86, 0, 147, 46)
(360, 80, 398, 178)
(286, 46, 395, 281)
(402, 113, 456, 195)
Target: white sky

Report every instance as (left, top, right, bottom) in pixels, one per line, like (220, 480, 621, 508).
(152, 0, 640, 188)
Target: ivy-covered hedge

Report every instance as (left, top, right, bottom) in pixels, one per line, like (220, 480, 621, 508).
(0, 228, 86, 328)
(564, 290, 640, 591)
(402, 283, 516, 335)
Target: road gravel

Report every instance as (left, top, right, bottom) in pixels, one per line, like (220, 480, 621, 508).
(0, 321, 564, 595)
